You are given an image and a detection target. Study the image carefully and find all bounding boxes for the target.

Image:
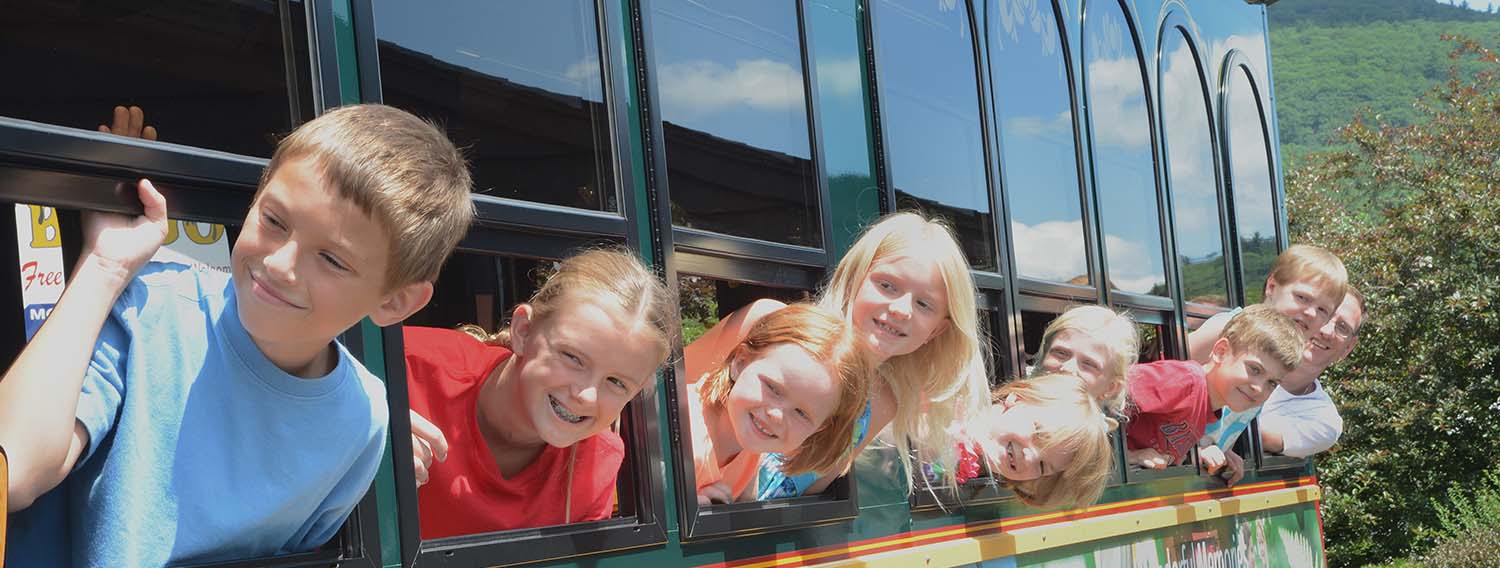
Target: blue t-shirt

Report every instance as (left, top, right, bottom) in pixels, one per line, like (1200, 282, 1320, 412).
(6, 262, 389, 568)
(756, 399, 872, 499)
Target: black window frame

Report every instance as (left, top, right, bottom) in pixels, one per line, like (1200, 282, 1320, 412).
(0, 1, 387, 566)
(356, 0, 674, 564)
(1156, 13, 1235, 321)
(634, 0, 860, 541)
(1216, 50, 1303, 474)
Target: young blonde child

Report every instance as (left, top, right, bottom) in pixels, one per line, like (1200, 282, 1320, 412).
(404, 248, 677, 538)
(684, 304, 871, 504)
(1029, 305, 1140, 417)
(686, 212, 989, 499)
(965, 373, 1116, 510)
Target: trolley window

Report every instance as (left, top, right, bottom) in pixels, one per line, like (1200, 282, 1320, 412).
(1159, 27, 1230, 310)
(1225, 67, 1280, 305)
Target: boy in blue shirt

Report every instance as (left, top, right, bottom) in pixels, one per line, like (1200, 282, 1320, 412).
(1, 104, 473, 566)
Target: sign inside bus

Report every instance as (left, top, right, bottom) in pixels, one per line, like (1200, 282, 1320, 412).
(12, 204, 231, 339)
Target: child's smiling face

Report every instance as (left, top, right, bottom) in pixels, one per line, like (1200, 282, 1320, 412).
(723, 343, 840, 455)
(979, 396, 1076, 482)
(848, 254, 950, 362)
(1207, 341, 1289, 412)
(1038, 329, 1117, 400)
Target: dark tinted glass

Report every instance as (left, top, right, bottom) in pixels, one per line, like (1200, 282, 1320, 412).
(375, 0, 618, 211)
(806, 0, 879, 255)
(0, 1, 314, 158)
(1084, 1, 1166, 296)
(651, 1, 821, 247)
(872, 0, 997, 271)
(1159, 29, 1229, 308)
(1227, 69, 1277, 305)
(989, 0, 1088, 284)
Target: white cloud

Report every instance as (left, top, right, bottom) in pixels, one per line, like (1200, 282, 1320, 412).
(564, 55, 601, 84)
(1086, 56, 1151, 149)
(1011, 219, 1089, 282)
(1159, 40, 1219, 238)
(816, 57, 862, 99)
(658, 58, 805, 119)
(1102, 232, 1164, 294)
(1003, 110, 1071, 139)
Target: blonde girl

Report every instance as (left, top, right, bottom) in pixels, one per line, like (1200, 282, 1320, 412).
(685, 304, 872, 504)
(970, 373, 1115, 509)
(703, 211, 989, 498)
(1030, 305, 1140, 416)
(404, 248, 677, 538)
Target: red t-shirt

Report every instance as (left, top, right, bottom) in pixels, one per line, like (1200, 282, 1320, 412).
(404, 326, 624, 539)
(1124, 359, 1217, 465)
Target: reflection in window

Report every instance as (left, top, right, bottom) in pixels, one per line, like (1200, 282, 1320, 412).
(0, 1, 313, 157)
(807, 0, 879, 253)
(872, 0, 997, 271)
(651, 1, 821, 246)
(1020, 309, 1060, 375)
(1227, 69, 1278, 305)
(1136, 322, 1164, 362)
(990, 0, 1088, 284)
(375, 0, 618, 211)
(1159, 29, 1228, 308)
(1083, 1, 1166, 296)
(679, 275, 811, 344)
(405, 252, 640, 540)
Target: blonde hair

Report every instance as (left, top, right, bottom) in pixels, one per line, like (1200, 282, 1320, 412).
(994, 374, 1115, 510)
(262, 104, 474, 289)
(700, 304, 872, 476)
(1267, 245, 1348, 310)
(460, 248, 678, 374)
(1221, 304, 1306, 371)
(817, 211, 991, 491)
(1030, 306, 1139, 416)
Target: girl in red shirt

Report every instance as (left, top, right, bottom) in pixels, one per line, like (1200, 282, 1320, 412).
(404, 249, 676, 539)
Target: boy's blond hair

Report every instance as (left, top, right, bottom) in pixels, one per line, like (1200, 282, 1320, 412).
(1221, 304, 1306, 370)
(1267, 245, 1348, 309)
(818, 211, 991, 492)
(701, 304, 872, 476)
(994, 374, 1114, 510)
(262, 104, 474, 289)
(460, 248, 679, 375)
(1030, 306, 1139, 416)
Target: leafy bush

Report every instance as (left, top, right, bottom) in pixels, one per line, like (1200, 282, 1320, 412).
(1285, 37, 1500, 567)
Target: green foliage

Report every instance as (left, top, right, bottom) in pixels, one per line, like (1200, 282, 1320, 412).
(1413, 469, 1500, 567)
(1285, 36, 1500, 568)
(678, 276, 720, 344)
(1269, 0, 1498, 28)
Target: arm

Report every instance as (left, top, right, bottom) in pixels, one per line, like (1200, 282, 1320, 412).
(1186, 316, 1229, 364)
(1259, 415, 1340, 458)
(0, 180, 168, 510)
(682, 299, 786, 384)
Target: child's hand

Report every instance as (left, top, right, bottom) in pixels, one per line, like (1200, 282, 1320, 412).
(98, 105, 158, 141)
(410, 410, 449, 487)
(1219, 450, 1246, 486)
(79, 179, 169, 283)
(1128, 448, 1172, 469)
(1198, 444, 1227, 472)
(697, 482, 734, 505)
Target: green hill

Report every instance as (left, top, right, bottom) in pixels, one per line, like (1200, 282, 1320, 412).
(1269, 1, 1500, 162)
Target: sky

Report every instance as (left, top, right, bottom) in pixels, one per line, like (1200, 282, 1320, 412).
(1450, 0, 1500, 11)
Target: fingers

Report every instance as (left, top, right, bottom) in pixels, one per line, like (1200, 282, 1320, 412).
(412, 433, 432, 486)
(128, 106, 144, 137)
(111, 105, 129, 135)
(409, 410, 449, 463)
(136, 179, 168, 225)
(142, 125, 158, 141)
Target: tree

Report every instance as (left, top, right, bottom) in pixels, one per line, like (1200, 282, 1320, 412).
(1286, 36, 1500, 567)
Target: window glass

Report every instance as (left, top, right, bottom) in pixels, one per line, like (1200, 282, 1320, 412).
(872, 0, 998, 271)
(989, 0, 1088, 284)
(1020, 309, 1060, 376)
(806, 0, 880, 255)
(1227, 69, 1278, 305)
(1159, 29, 1229, 308)
(375, 0, 618, 211)
(1136, 321, 1164, 362)
(0, 1, 314, 158)
(651, 1, 821, 247)
(1084, 1, 1166, 296)
(404, 251, 644, 539)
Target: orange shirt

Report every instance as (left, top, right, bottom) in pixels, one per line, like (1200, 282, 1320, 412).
(405, 327, 623, 539)
(687, 382, 759, 499)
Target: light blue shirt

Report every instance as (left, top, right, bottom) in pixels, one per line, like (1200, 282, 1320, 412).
(6, 262, 388, 568)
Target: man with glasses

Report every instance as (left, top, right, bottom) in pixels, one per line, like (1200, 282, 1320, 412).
(1258, 288, 1366, 457)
